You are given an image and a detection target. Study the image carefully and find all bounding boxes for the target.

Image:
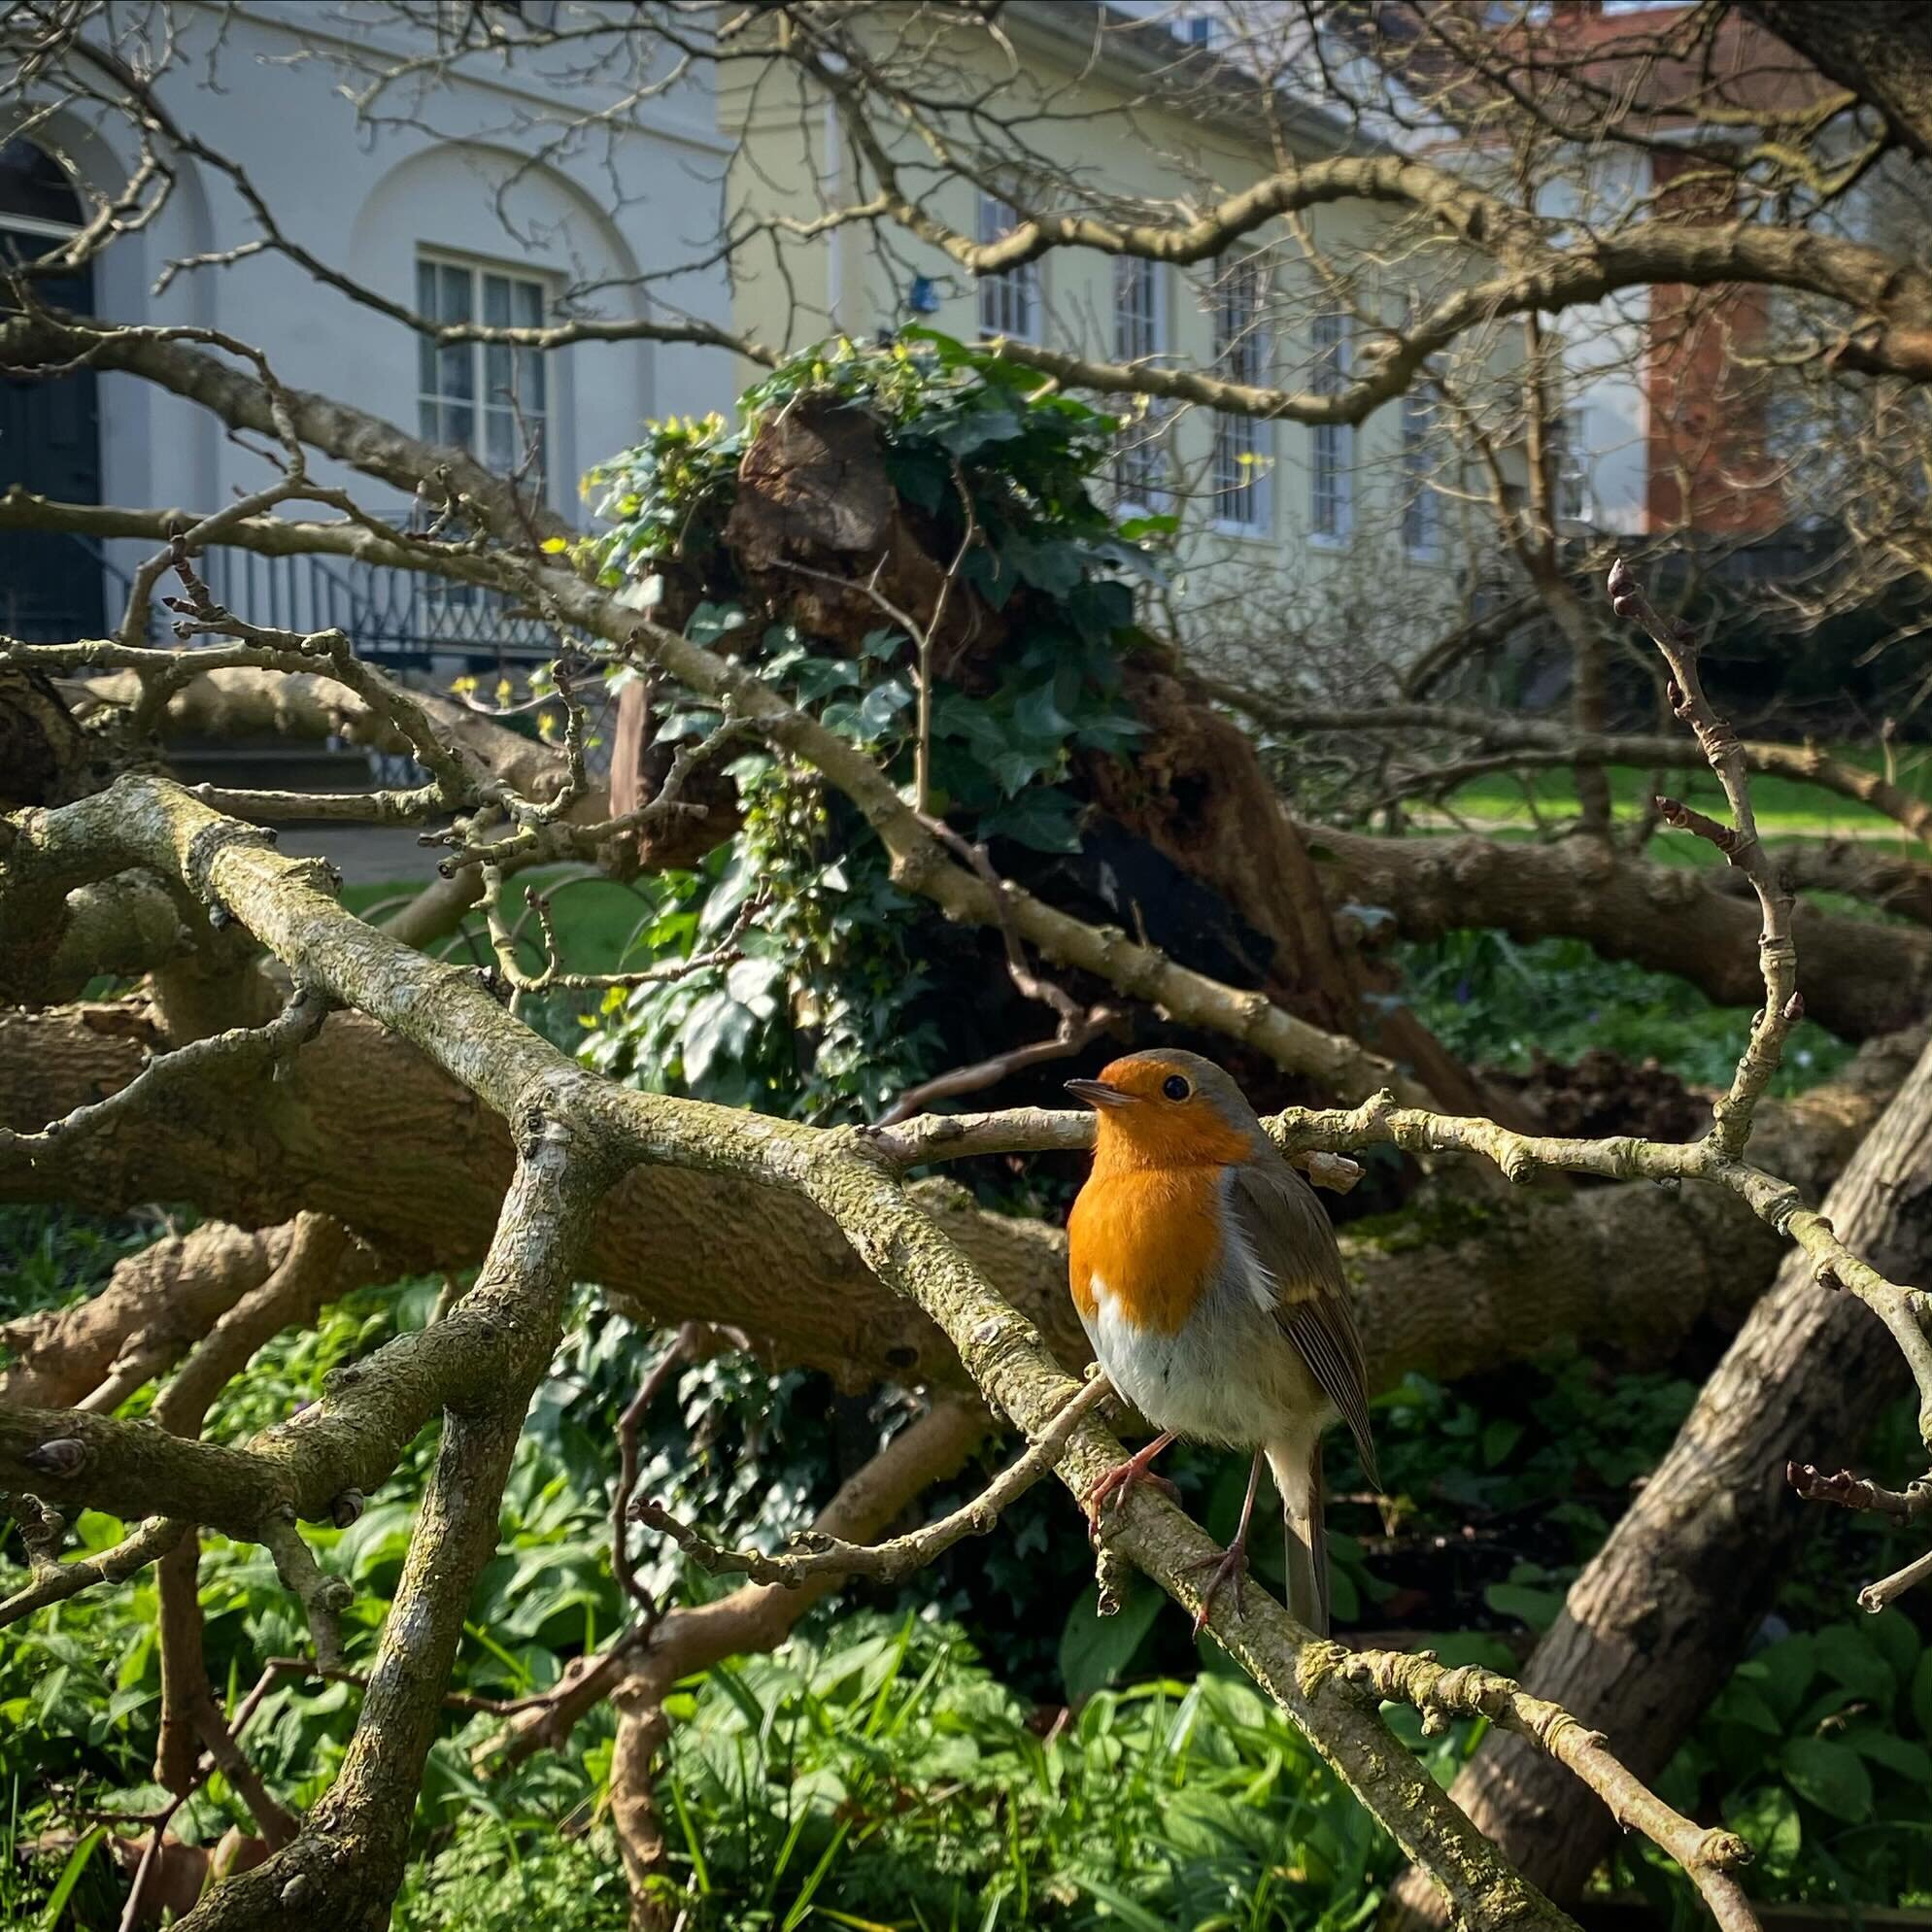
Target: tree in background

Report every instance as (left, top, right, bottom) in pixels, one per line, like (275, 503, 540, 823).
(7, 4, 1932, 1927)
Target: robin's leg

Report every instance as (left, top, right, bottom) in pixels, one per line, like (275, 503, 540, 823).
(1185, 1449, 1263, 1638)
(1085, 1430, 1180, 1533)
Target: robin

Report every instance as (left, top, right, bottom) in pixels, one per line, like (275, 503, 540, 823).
(1065, 1048, 1377, 1637)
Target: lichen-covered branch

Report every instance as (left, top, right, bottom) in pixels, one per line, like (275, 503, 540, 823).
(0, 980, 328, 1161)
(1338, 1649, 1759, 1932)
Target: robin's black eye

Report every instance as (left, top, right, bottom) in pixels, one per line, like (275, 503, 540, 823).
(1162, 1074, 1191, 1101)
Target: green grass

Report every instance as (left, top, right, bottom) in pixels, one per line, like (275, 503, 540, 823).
(1436, 742, 1932, 856)
(342, 870, 664, 979)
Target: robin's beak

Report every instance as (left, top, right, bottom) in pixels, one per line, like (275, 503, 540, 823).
(1065, 1078, 1135, 1110)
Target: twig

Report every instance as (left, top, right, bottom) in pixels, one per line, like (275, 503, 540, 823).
(0, 981, 329, 1159)
(1859, 1544, 1932, 1615)
(1608, 558, 1797, 1158)
(444, 714, 755, 878)
(875, 818, 1121, 1127)
(261, 1512, 354, 1672)
(255, 1654, 565, 1718)
(634, 1373, 1114, 1585)
(1332, 1647, 1761, 1932)
(0, 1515, 186, 1627)
(480, 872, 758, 1002)
(859, 1103, 1361, 1194)
(612, 1325, 705, 1617)
(1787, 1462, 1932, 1520)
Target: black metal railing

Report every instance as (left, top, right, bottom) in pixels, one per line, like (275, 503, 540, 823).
(174, 549, 558, 670)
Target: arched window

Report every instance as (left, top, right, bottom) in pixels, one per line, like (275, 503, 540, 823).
(0, 135, 84, 248)
(0, 133, 104, 640)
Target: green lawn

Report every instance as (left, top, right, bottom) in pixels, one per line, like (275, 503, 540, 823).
(1436, 741, 1932, 861)
(342, 869, 663, 978)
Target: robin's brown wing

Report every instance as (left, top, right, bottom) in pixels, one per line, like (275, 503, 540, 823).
(1224, 1160, 1380, 1491)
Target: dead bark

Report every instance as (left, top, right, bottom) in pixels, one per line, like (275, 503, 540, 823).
(0, 1217, 294, 1408)
(2, 1000, 1915, 1401)
(1391, 1028, 1932, 1920)
(1086, 665, 1521, 1122)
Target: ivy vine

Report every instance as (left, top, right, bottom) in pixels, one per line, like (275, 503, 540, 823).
(576, 331, 1169, 1122)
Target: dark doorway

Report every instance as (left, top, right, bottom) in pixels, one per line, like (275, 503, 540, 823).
(0, 135, 104, 641)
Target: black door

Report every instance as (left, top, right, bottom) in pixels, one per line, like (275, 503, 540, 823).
(0, 229, 105, 641)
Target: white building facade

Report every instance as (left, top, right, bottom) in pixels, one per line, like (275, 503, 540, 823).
(2, 1, 736, 661)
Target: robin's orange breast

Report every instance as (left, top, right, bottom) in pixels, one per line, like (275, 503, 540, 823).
(1068, 1164, 1228, 1339)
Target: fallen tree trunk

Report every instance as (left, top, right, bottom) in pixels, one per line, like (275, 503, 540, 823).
(0, 1218, 296, 1408)
(1309, 823, 1932, 1041)
(1392, 1028, 1932, 1920)
(2, 1000, 1915, 1399)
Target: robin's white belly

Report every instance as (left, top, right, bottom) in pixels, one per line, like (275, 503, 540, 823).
(1081, 1267, 1329, 1450)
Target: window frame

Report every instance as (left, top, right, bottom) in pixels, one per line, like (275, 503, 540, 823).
(975, 194, 1041, 346)
(415, 249, 553, 499)
(1210, 258, 1272, 537)
(1111, 255, 1172, 517)
(1308, 310, 1353, 546)
(1400, 391, 1441, 562)
(1553, 405, 1591, 525)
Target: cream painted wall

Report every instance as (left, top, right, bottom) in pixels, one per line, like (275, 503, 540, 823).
(723, 7, 1509, 674)
(16, 0, 738, 608)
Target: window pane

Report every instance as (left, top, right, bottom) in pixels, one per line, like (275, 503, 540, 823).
(484, 273, 511, 328)
(419, 328, 438, 398)
(1115, 257, 1160, 363)
(519, 349, 545, 413)
(439, 262, 472, 323)
(417, 257, 437, 319)
(445, 403, 474, 451)
(486, 407, 515, 471)
(419, 398, 440, 444)
(977, 194, 1037, 344)
(485, 341, 512, 403)
(515, 279, 542, 328)
(438, 340, 472, 399)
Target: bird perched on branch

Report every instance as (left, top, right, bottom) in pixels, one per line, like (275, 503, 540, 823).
(1065, 1049, 1377, 1637)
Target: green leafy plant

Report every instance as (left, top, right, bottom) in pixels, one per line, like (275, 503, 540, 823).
(576, 333, 1160, 1126)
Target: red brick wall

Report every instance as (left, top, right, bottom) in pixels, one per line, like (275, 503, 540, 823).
(1644, 149, 1784, 536)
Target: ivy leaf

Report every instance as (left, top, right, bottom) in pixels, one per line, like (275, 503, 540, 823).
(725, 956, 786, 1020)
(986, 746, 1054, 796)
(884, 445, 948, 513)
(654, 708, 723, 744)
(788, 657, 864, 703)
(859, 627, 907, 661)
(685, 601, 746, 646)
(929, 403, 1022, 457)
(1067, 577, 1134, 644)
(1004, 533, 1085, 599)
(1072, 712, 1145, 755)
(679, 991, 754, 1087)
(1012, 680, 1073, 742)
(962, 545, 1018, 612)
(857, 680, 914, 738)
(979, 789, 1080, 852)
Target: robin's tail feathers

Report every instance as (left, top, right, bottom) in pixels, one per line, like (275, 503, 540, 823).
(1265, 1438, 1328, 1638)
